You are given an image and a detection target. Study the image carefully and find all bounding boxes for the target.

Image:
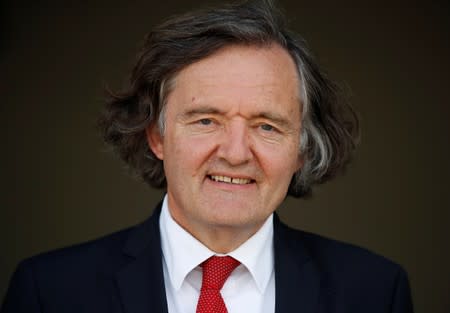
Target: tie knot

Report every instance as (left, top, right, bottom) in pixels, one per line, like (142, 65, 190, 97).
(200, 256, 240, 290)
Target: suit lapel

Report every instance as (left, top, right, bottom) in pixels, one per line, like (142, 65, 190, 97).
(274, 214, 321, 313)
(115, 204, 168, 313)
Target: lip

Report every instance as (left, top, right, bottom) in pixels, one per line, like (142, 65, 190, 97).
(207, 172, 255, 181)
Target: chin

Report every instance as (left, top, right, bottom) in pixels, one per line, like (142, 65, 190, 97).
(205, 210, 265, 229)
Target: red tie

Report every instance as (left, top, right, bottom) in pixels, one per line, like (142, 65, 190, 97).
(196, 256, 240, 313)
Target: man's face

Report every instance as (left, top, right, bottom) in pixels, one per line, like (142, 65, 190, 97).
(147, 44, 302, 244)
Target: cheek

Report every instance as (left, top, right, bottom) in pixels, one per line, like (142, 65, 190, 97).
(169, 134, 218, 173)
(257, 142, 300, 179)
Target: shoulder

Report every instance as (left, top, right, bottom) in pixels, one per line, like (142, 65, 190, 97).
(24, 225, 134, 272)
(17, 203, 162, 277)
(274, 219, 413, 311)
(2, 226, 137, 312)
(300, 228, 400, 272)
(276, 218, 410, 293)
(277, 216, 402, 270)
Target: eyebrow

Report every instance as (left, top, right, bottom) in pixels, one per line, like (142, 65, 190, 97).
(180, 107, 224, 119)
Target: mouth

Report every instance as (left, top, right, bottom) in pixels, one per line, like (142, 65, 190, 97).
(208, 175, 254, 185)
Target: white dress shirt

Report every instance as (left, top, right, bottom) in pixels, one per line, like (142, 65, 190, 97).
(159, 195, 275, 313)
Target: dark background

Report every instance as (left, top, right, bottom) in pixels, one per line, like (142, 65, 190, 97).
(1, 1, 449, 312)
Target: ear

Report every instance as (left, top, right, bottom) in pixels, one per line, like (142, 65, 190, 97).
(295, 154, 305, 172)
(145, 123, 164, 160)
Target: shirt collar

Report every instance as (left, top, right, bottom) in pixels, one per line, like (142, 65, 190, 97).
(228, 213, 273, 293)
(159, 194, 274, 293)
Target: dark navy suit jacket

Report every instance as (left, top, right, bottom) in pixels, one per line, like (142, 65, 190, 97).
(2, 204, 413, 313)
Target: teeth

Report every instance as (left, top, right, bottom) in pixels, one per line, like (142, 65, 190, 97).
(210, 175, 251, 184)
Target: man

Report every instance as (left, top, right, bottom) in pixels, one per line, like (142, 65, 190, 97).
(2, 1, 413, 312)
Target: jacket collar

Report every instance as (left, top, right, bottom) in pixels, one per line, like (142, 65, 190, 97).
(273, 213, 321, 313)
(115, 203, 168, 313)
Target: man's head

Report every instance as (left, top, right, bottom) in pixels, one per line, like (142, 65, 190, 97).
(99, 0, 359, 199)
(145, 43, 302, 247)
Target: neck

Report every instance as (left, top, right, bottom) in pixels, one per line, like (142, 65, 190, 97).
(169, 211, 264, 254)
(189, 225, 260, 254)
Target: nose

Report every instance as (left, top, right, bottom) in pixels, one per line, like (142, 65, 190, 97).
(216, 120, 253, 166)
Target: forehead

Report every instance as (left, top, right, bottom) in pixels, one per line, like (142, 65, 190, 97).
(168, 44, 301, 111)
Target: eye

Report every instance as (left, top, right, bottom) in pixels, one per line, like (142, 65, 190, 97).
(199, 118, 212, 125)
(260, 124, 274, 131)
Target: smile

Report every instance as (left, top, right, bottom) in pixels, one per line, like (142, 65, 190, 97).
(209, 175, 253, 185)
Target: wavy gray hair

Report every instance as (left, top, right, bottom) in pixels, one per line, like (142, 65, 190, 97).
(98, 0, 360, 197)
